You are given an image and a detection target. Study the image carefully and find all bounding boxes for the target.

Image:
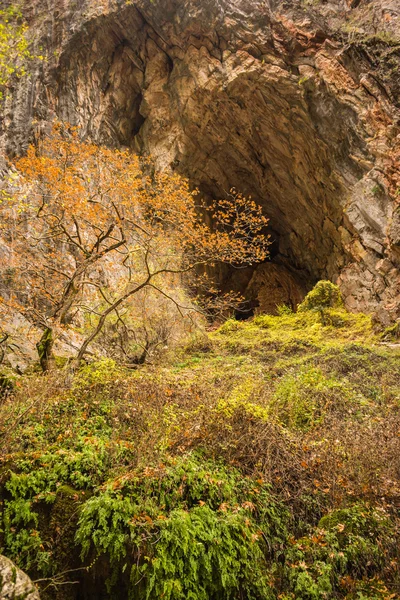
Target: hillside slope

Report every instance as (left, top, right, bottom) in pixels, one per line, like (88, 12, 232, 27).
(1, 302, 399, 599)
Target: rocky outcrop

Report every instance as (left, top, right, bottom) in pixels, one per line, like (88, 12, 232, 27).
(0, 555, 40, 600)
(1, 0, 400, 320)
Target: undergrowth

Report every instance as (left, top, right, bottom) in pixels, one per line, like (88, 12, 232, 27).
(0, 293, 399, 599)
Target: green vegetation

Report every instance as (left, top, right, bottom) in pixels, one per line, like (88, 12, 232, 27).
(0, 284, 399, 599)
(297, 280, 343, 325)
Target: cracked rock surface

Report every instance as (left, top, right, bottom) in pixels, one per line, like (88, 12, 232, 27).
(2, 0, 400, 320)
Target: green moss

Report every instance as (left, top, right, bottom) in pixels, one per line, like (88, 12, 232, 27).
(36, 327, 53, 372)
(53, 355, 69, 368)
(269, 366, 357, 430)
(0, 367, 18, 396)
(381, 322, 400, 341)
(218, 319, 246, 334)
(0, 282, 399, 599)
(217, 378, 269, 421)
(298, 281, 343, 313)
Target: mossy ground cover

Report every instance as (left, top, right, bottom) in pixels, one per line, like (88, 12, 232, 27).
(0, 305, 399, 599)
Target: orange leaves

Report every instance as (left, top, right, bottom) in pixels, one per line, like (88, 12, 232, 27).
(3, 121, 271, 361)
(241, 500, 256, 511)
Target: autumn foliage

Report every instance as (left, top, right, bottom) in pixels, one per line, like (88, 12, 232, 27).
(1, 124, 270, 365)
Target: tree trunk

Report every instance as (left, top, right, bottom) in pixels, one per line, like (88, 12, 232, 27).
(36, 327, 54, 372)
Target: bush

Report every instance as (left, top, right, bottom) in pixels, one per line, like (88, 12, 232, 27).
(298, 281, 343, 313)
(0, 367, 18, 398)
(276, 304, 293, 316)
(218, 319, 245, 334)
(76, 455, 288, 599)
(381, 322, 400, 341)
(269, 366, 353, 430)
(283, 504, 395, 600)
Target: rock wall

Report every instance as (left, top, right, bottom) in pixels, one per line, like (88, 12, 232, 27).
(0, 555, 40, 600)
(2, 0, 400, 321)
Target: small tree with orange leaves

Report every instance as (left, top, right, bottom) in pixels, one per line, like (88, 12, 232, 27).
(1, 124, 270, 368)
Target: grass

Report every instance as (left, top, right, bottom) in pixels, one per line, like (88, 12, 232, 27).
(0, 304, 399, 599)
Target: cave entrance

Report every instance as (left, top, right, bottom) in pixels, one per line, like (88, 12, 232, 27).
(53, 4, 366, 315)
(234, 304, 256, 321)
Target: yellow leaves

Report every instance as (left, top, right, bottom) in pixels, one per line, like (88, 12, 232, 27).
(0, 7, 38, 98)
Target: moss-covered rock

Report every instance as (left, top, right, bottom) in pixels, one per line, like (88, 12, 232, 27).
(298, 281, 343, 313)
(0, 367, 18, 397)
(36, 328, 53, 372)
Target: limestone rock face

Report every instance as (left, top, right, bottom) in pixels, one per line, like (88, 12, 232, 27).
(2, 0, 400, 318)
(0, 555, 40, 600)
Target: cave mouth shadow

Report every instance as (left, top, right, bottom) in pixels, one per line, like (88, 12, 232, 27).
(53, 5, 358, 316)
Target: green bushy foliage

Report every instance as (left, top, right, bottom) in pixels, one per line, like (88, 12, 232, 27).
(0, 300, 398, 599)
(145, 506, 274, 600)
(276, 304, 294, 316)
(269, 366, 360, 430)
(1, 439, 112, 574)
(381, 322, 400, 341)
(218, 319, 246, 334)
(298, 281, 343, 313)
(283, 504, 395, 600)
(76, 455, 288, 599)
(0, 367, 18, 397)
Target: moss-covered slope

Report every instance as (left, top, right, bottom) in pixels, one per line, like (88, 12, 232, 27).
(0, 305, 399, 599)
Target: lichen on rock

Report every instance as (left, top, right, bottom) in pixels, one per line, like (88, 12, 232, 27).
(0, 555, 40, 600)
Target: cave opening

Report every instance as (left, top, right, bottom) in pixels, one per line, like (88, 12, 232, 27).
(52, 4, 371, 316)
(234, 303, 256, 321)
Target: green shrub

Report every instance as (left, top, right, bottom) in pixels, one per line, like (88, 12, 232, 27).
(218, 319, 245, 334)
(269, 366, 351, 430)
(146, 505, 275, 600)
(381, 322, 399, 341)
(276, 304, 293, 316)
(0, 367, 18, 396)
(298, 281, 343, 313)
(1, 439, 113, 575)
(283, 504, 394, 600)
(76, 455, 288, 598)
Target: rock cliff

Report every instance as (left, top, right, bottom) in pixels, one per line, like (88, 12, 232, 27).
(2, 0, 400, 321)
